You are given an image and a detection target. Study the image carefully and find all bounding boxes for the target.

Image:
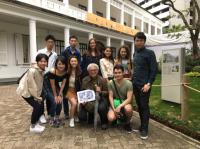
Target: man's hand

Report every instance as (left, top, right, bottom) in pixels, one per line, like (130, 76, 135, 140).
(115, 104, 122, 114)
(95, 85, 101, 93)
(141, 84, 150, 93)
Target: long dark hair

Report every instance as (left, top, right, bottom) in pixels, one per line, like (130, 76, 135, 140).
(102, 46, 114, 62)
(67, 55, 81, 78)
(86, 38, 100, 56)
(54, 56, 67, 71)
(117, 45, 131, 61)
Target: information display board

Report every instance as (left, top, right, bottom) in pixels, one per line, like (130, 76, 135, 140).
(161, 49, 185, 104)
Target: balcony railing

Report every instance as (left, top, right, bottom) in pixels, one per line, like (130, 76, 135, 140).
(16, 0, 86, 21)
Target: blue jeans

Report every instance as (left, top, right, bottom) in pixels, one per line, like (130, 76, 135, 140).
(46, 92, 62, 117)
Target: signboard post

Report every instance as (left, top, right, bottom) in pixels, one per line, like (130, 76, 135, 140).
(161, 48, 185, 104)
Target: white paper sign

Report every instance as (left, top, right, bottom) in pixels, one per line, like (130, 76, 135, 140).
(77, 90, 96, 103)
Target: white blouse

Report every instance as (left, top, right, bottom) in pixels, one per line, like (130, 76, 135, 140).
(100, 58, 114, 79)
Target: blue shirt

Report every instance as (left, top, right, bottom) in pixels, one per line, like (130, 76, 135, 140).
(132, 47, 157, 86)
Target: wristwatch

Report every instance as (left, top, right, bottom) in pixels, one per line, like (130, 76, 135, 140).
(147, 83, 151, 86)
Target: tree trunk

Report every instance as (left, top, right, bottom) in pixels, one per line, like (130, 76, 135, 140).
(191, 37, 199, 59)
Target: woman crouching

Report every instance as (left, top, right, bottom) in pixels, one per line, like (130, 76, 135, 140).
(16, 53, 48, 133)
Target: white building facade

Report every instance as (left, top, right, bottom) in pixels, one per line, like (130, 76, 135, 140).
(0, 0, 163, 82)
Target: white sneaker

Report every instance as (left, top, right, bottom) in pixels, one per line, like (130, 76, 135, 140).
(74, 117, 79, 123)
(39, 115, 47, 124)
(69, 118, 75, 128)
(36, 123, 45, 130)
(30, 124, 45, 133)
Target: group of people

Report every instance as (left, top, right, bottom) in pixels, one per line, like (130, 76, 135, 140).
(16, 32, 157, 140)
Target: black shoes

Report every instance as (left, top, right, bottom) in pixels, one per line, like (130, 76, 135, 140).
(124, 123, 133, 134)
(140, 130, 148, 140)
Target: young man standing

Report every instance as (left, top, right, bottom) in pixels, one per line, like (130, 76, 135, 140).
(107, 64, 133, 133)
(61, 35, 81, 119)
(37, 35, 57, 123)
(37, 35, 57, 72)
(132, 32, 157, 139)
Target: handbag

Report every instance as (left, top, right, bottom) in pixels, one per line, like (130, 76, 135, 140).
(112, 80, 123, 108)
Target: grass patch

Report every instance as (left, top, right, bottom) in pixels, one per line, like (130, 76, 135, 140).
(133, 74, 200, 140)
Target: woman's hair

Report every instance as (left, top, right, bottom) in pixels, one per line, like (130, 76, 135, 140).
(86, 38, 100, 56)
(54, 56, 67, 71)
(117, 45, 131, 60)
(102, 47, 114, 61)
(36, 53, 49, 63)
(67, 55, 81, 77)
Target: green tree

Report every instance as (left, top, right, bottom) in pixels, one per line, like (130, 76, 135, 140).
(162, 0, 200, 59)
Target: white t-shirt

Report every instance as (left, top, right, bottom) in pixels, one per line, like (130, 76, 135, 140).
(37, 48, 57, 72)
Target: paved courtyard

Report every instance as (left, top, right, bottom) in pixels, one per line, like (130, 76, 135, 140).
(0, 85, 199, 149)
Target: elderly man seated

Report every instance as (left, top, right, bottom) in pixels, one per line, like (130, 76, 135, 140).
(78, 63, 109, 130)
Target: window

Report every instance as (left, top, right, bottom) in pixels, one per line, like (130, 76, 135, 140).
(22, 35, 29, 63)
(55, 40, 64, 55)
(79, 43, 87, 56)
(78, 4, 87, 11)
(96, 11, 103, 17)
(111, 17, 116, 22)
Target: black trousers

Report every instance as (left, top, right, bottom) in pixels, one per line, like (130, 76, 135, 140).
(133, 84, 151, 132)
(23, 96, 44, 125)
(78, 97, 108, 125)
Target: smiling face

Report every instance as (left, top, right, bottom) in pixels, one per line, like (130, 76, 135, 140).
(56, 60, 66, 72)
(37, 58, 48, 70)
(89, 39, 96, 50)
(114, 68, 124, 81)
(88, 66, 99, 78)
(120, 48, 127, 59)
(70, 57, 78, 69)
(104, 48, 112, 58)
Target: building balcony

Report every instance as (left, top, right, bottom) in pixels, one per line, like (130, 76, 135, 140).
(149, 4, 169, 14)
(157, 11, 170, 19)
(142, 0, 162, 9)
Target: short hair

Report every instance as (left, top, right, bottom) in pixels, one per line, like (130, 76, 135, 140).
(45, 34, 56, 42)
(69, 35, 78, 41)
(113, 64, 124, 72)
(134, 32, 146, 42)
(87, 63, 99, 71)
(36, 53, 49, 63)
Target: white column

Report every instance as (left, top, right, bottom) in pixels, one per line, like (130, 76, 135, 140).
(89, 32, 93, 39)
(106, 0, 111, 20)
(88, 0, 93, 13)
(131, 11, 135, 29)
(64, 27, 70, 48)
(131, 42, 135, 57)
(29, 19, 37, 63)
(141, 16, 144, 32)
(148, 20, 151, 35)
(121, 40, 124, 46)
(106, 36, 111, 46)
(63, 0, 69, 7)
(120, 4, 124, 25)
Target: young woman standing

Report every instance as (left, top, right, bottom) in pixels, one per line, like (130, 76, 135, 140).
(65, 56, 81, 127)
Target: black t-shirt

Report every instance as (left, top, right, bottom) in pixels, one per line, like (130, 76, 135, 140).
(48, 71, 67, 89)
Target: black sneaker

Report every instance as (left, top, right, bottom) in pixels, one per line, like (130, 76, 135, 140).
(64, 115, 69, 120)
(124, 123, 133, 134)
(101, 124, 108, 130)
(132, 127, 139, 132)
(140, 130, 148, 140)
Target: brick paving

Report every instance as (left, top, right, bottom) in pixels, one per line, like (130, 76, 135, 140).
(0, 85, 199, 149)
